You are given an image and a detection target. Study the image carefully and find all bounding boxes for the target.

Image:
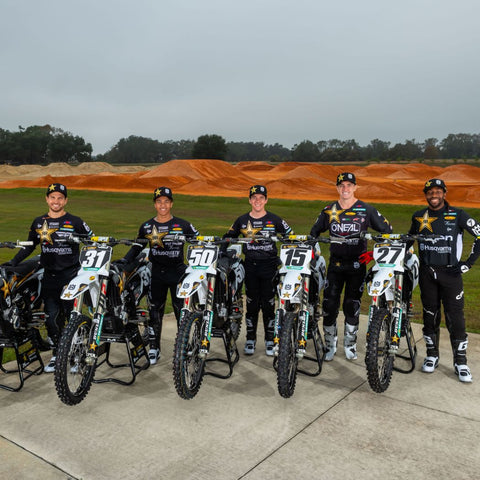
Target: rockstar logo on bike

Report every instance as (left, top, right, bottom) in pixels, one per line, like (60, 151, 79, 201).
(145, 226, 168, 247)
(89, 342, 97, 351)
(36, 220, 58, 244)
(324, 204, 345, 224)
(201, 339, 209, 347)
(240, 220, 262, 239)
(415, 211, 437, 233)
(0, 279, 10, 298)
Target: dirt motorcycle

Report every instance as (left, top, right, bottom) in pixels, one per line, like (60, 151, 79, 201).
(54, 235, 151, 405)
(362, 232, 429, 393)
(172, 235, 246, 400)
(0, 241, 48, 391)
(272, 234, 327, 398)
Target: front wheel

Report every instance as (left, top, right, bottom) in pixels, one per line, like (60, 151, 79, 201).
(173, 311, 206, 399)
(365, 307, 395, 393)
(277, 312, 299, 398)
(54, 314, 96, 405)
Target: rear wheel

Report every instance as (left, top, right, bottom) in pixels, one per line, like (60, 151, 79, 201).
(277, 312, 299, 398)
(365, 307, 395, 393)
(173, 311, 206, 399)
(54, 314, 96, 405)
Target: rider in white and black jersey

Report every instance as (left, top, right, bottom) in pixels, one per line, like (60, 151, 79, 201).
(409, 178, 480, 383)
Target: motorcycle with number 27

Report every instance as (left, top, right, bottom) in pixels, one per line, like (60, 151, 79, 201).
(362, 232, 440, 393)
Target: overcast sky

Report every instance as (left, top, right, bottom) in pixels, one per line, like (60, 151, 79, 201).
(2, 0, 480, 155)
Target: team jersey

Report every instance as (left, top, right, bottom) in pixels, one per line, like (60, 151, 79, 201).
(126, 216, 199, 267)
(225, 211, 292, 260)
(310, 199, 392, 259)
(409, 202, 480, 267)
(11, 212, 93, 271)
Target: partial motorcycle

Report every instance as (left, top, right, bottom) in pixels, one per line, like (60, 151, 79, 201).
(0, 241, 47, 391)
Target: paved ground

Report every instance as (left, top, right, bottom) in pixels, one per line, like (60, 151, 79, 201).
(1, 315, 479, 480)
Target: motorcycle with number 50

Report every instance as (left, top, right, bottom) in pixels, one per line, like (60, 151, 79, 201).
(173, 235, 245, 400)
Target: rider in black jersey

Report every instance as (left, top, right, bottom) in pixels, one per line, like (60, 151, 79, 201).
(310, 172, 392, 362)
(224, 185, 292, 356)
(120, 187, 198, 365)
(409, 178, 480, 383)
(5, 183, 93, 373)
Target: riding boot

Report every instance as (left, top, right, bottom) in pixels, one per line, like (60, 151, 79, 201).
(323, 325, 337, 361)
(453, 338, 472, 383)
(344, 323, 358, 360)
(421, 334, 439, 373)
(147, 309, 163, 364)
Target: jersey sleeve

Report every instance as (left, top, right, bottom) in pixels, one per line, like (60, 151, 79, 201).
(368, 206, 393, 233)
(459, 210, 480, 267)
(10, 220, 38, 266)
(310, 210, 328, 237)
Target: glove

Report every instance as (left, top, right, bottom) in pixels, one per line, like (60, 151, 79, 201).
(359, 251, 374, 265)
(113, 258, 128, 267)
(458, 261, 470, 274)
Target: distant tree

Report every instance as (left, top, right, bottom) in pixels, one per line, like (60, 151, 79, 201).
(192, 134, 227, 160)
(363, 138, 391, 160)
(423, 138, 440, 160)
(47, 130, 92, 163)
(388, 139, 422, 161)
(440, 133, 480, 159)
(291, 140, 320, 162)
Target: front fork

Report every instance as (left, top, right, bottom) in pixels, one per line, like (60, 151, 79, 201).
(366, 274, 404, 354)
(273, 275, 310, 358)
(81, 276, 109, 365)
(199, 273, 216, 358)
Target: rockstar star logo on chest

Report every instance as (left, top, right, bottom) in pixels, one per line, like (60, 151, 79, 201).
(145, 226, 168, 247)
(415, 211, 437, 233)
(36, 220, 58, 244)
(240, 220, 263, 239)
(325, 204, 345, 224)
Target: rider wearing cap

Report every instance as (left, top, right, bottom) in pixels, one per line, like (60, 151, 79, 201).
(224, 185, 292, 356)
(5, 183, 93, 373)
(120, 186, 199, 365)
(409, 178, 480, 382)
(310, 172, 392, 362)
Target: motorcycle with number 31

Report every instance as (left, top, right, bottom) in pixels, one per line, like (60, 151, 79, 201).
(54, 235, 151, 405)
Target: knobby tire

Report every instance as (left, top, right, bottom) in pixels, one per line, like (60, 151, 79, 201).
(173, 311, 206, 399)
(365, 307, 395, 393)
(54, 314, 96, 405)
(277, 312, 299, 398)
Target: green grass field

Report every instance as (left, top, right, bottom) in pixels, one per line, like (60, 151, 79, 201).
(1, 188, 479, 333)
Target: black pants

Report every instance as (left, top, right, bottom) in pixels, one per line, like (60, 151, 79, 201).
(148, 263, 186, 348)
(244, 258, 278, 342)
(41, 266, 77, 348)
(322, 258, 365, 328)
(419, 264, 466, 342)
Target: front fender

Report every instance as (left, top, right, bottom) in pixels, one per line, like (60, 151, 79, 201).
(177, 270, 208, 304)
(61, 270, 100, 304)
(278, 271, 303, 302)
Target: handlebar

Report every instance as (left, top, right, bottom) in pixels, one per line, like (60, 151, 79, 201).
(0, 241, 34, 249)
(65, 234, 148, 247)
(359, 232, 446, 242)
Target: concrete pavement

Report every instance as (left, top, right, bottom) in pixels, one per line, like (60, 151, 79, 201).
(1, 315, 479, 480)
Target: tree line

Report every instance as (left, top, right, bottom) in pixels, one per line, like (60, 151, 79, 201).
(1, 125, 480, 165)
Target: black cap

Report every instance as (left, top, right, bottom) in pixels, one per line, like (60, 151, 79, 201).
(336, 172, 356, 185)
(249, 185, 267, 198)
(46, 183, 67, 197)
(153, 186, 173, 201)
(423, 178, 447, 193)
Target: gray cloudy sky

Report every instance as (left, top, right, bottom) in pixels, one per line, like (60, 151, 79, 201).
(2, 0, 479, 155)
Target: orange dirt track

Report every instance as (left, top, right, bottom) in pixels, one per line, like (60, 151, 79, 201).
(1, 159, 479, 208)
